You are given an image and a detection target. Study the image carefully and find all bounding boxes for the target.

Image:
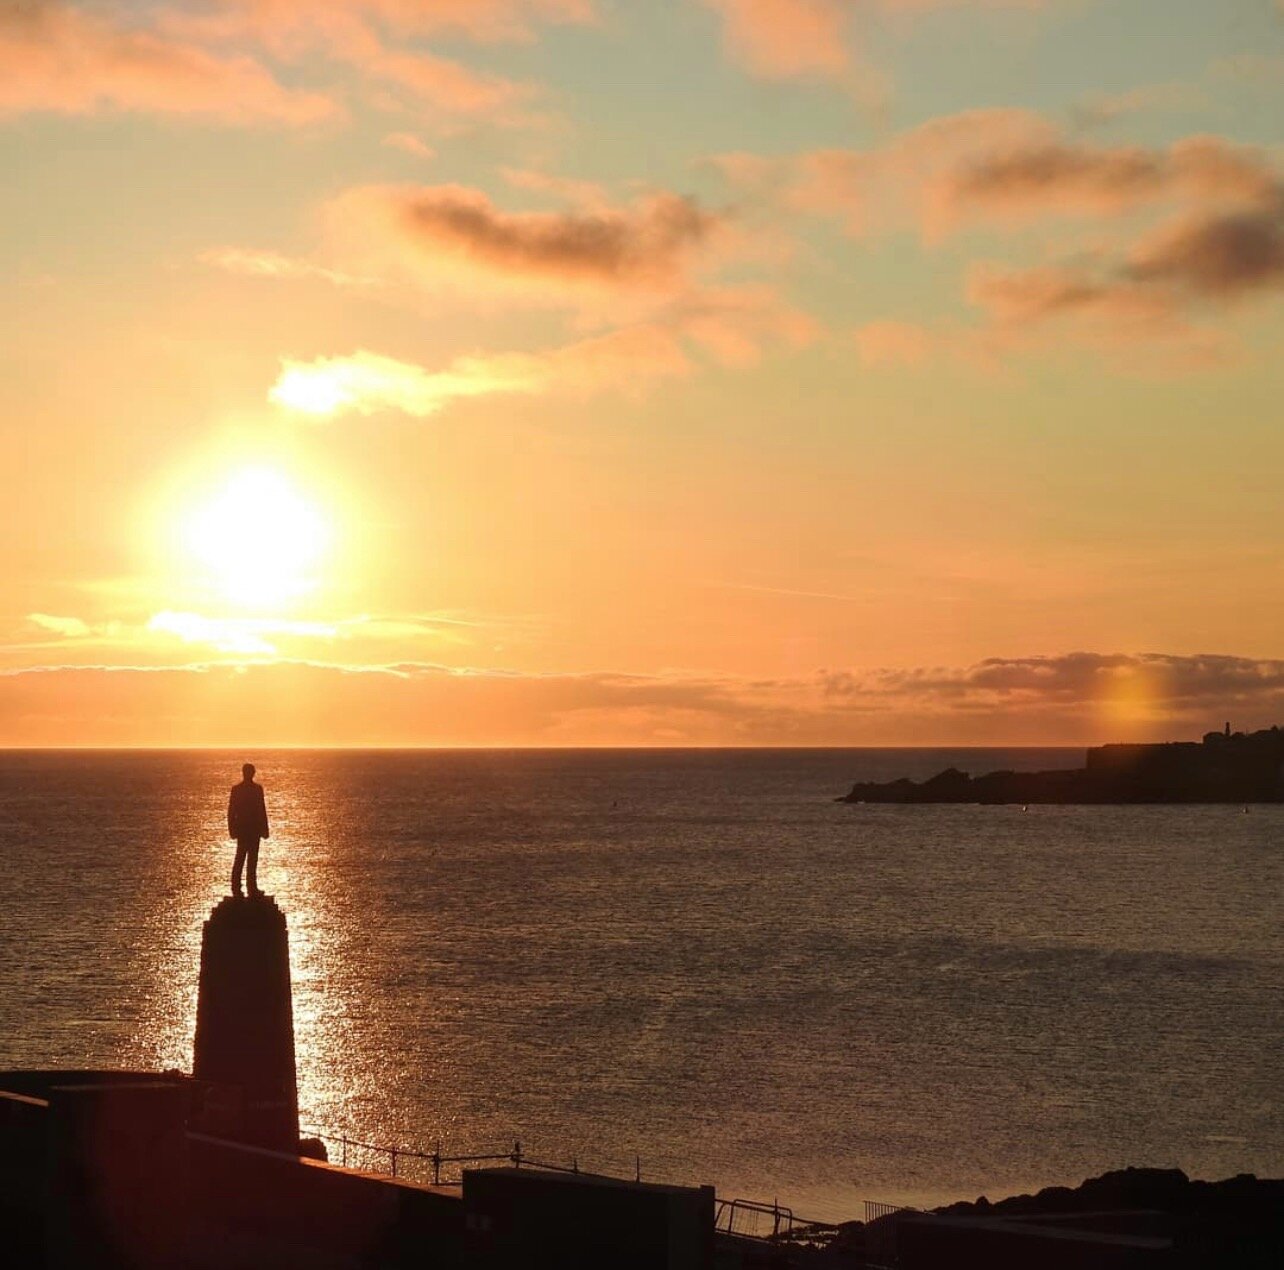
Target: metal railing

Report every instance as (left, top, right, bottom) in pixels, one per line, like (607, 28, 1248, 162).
(301, 1122, 914, 1259)
(717, 1197, 790, 1240)
(299, 1127, 641, 1189)
(715, 1195, 917, 1261)
(863, 1201, 916, 1268)
(864, 1200, 909, 1224)
(300, 1128, 532, 1184)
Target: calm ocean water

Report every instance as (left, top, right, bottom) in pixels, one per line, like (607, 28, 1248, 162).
(0, 748, 1280, 1218)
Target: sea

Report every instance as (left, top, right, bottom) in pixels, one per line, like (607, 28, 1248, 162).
(1, 748, 1280, 1221)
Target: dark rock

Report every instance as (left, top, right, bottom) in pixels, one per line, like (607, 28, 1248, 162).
(838, 724, 1284, 804)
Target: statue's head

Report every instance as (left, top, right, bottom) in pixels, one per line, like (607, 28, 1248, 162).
(242, 762, 256, 780)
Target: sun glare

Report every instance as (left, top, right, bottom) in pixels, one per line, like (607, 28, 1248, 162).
(270, 363, 350, 415)
(181, 468, 331, 609)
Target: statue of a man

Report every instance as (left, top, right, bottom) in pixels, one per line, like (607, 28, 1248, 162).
(227, 762, 271, 897)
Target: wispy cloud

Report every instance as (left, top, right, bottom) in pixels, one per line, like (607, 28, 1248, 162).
(0, 1, 600, 129)
(267, 283, 815, 420)
(147, 611, 339, 655)
(723, 107, 1057, 238)
(2, 650, 1282, 746)
(0, 1, 335, 124)
(15, 605, 499, 660)
(165, 0, 598, 123)
(1070, 81, 1208, 130)
(180, 1, 598, 46)
(712, 109, 1284, 369)
(703, 0, 850, 82)
(701, 0, 1047, 87)
(382, 131, 435, 158)
(27, 612, 92, 638)
(268, 330, 692, 418)
(715, 114, 1280, 243)
(199, 246, 380, 288)
(938, 134, 1279, 230)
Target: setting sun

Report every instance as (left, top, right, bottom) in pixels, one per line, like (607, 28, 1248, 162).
(181, 468, 331, 610)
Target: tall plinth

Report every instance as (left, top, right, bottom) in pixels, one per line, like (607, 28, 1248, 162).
(192, 894, 299, 1152)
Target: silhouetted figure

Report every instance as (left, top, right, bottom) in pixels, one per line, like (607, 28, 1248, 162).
(228, 762, 270, 897)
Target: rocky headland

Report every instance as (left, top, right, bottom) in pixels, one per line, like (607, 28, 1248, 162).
(838, 724, 1284, 805)
(779, 1168, 1284, 1268)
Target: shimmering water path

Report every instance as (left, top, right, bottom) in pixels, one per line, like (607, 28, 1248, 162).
(1, 748, 1280, 1218)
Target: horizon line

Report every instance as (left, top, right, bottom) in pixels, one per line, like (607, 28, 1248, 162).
(0, 741, 1105, 752)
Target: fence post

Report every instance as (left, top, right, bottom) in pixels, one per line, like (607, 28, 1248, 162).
(391, 1147, 397, 1178)
(432, 1142, 441, 1186)
(513, 1140, 522, 1169)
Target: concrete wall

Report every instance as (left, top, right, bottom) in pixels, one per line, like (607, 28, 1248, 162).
(0, 1089, 50, 1264)
(45, 1082, 188, 1270)
(187, 1133, 464, 1270)
(0, 1077, 189, 1270)
(3, 1074, 712, 1270)
(1, 1074, 463, 1270)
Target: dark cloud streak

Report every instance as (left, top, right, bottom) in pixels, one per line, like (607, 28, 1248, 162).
(5, 652, 1284, 746)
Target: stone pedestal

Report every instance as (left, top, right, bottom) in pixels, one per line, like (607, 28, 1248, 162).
(193, 894, 299, 1152)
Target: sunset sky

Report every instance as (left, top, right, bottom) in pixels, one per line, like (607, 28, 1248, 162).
(3, 0, 1284, 745)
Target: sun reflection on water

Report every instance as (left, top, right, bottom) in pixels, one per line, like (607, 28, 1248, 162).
(5, 749, 1283, 1222)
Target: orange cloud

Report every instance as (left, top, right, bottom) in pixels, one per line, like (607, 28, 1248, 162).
(328, 182, 726, 303)
(673, 285, 818, 367)
(965, 264, 1180, 329)
(951, 261, 1227, 371)
(939, 135, 1280, 229)
(500, 167, 611, 209)
(702, 0, 1047, 83)
(164, 1, 591, 120)
(848, 262, 1236, 376)
(2, 651, 1282, 746)
(353, 42, 530, 113)
(702, 0, 849, 81)
(1128, 200, 1284, 299)
(766, 108, 1056, 236)
(719, 112, 1284, 369)
(0, 1, 334, 124)
(184, 1, 597, 45)
(717, 116, 1282, 245)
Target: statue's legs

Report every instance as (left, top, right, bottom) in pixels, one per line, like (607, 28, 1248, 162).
(232, 837, 258, 895)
